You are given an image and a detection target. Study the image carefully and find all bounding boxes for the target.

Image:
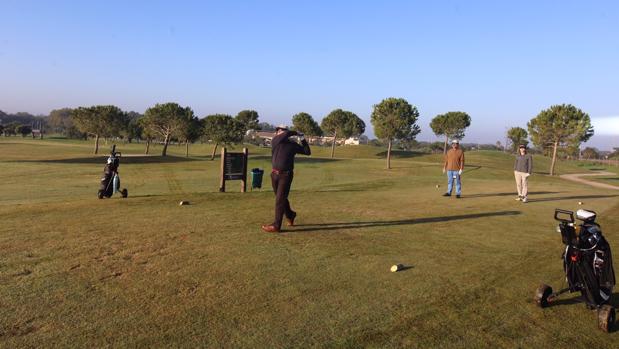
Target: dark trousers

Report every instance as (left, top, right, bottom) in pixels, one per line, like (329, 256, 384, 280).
(271, 171, 295, 229)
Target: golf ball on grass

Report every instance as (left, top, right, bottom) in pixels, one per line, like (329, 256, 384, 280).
(179, 201, 190, 206)
(391, 264, 404, 272)
(578, 202, 583, 205)
(436, 185, 440, 188)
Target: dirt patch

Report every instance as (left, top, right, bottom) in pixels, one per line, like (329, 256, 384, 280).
(560, 171, 619, 190)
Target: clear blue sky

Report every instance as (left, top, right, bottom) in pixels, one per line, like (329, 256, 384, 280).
(1, 0, 618, 149)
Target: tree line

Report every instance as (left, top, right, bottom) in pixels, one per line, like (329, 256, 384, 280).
(1, 101, 595, 174)
(0, 110, 44, 137)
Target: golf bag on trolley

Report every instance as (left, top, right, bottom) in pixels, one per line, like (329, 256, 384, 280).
(98, 145, 128, 199)
(535, 208, 616, 332)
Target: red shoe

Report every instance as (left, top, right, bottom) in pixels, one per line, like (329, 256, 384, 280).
(286, 213, 297, 227)
(261, 224, 280, 233)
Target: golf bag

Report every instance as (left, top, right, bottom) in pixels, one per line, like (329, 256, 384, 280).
(535, 209, 616, 332)
(98, 145, 128, 199)
(560, 209, 615, 307)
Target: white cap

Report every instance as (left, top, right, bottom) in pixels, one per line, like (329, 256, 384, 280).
(275, 124, 289, 131)
(451, 139, 460, 144)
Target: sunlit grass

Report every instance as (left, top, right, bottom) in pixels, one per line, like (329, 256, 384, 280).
(1, 137, 618, 347)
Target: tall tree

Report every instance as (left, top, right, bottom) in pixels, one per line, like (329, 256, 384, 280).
(235, 110, 260, 133)
(256, 122, 275, 131)
(506, 127, 529, 153)
(3, 122, 19, 136)
(320, 109, 365, 158)
(48, 108, 76, 135)
(203, 114, 245, 160)
(429, 112, 472, 154)
(581, 147, 599, 159)
(528, 104, 594, 175)
(143, 103, 193, 156)
(124, 111, 144, 143)
(371, 97, 421, 169)
(138, 117, 155, 154)
(292, 112, 323, 138)
(16, 125, 32, 137)
(178, 113, 202, 157)
(71, 105, 126, 154)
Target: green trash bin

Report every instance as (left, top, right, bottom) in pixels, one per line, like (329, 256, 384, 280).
(251, 168, 264, 190)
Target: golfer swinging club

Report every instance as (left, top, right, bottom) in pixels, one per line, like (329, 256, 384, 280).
(261, 125, 311, 233)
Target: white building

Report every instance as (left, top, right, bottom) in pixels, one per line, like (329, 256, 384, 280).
(344, 137, 360, 145)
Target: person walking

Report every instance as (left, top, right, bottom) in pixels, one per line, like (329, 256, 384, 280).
(261, 125, 311, 233)
(514, 144, 533, 203)
(442, 139, 465, 198)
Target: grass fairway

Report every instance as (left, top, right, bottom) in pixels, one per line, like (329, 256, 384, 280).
(2, 138, 619, 348)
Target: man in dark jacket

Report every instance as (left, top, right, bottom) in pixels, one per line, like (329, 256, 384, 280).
(514, 144, 533, 203)
(262, 125, 311, 233)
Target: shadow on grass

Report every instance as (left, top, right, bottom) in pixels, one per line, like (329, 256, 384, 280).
(464, 191, 560, 199)
(17, 155, 201, 164)
(288, 210, 521, 233)
(528, 194, 619, 203)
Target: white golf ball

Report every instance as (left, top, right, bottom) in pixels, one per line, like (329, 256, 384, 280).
(578, 202, 583, 205)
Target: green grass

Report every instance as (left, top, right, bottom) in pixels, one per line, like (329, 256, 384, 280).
(2, 137, 619, 348)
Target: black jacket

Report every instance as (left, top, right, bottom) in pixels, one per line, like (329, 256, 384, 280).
(271, 131, 311, 171)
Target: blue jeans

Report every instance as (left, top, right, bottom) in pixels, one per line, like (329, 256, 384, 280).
(446, 170, 461, 195)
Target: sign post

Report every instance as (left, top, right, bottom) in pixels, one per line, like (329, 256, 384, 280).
(220, 148, 248, 192)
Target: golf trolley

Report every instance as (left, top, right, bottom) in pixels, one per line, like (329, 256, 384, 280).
(535, 209, 616, 332)
(98, 145, 128, 199)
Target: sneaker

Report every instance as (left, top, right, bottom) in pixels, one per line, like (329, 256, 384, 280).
(456, 194, 461, 198)
(515, 196, 521, 201)
(442, 193, 451, 197)
(522, 197, 528, 203)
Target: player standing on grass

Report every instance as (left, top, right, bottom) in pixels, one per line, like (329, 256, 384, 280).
(261, 125, 311, 233)
(514, 144, 533, 203)
(442, 139, 465, 198)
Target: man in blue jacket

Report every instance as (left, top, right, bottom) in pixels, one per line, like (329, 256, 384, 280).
(262, 125, 311, 233)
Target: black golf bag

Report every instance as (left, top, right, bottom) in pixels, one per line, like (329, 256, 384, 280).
(560, 210, 615, 307)
(535, 209, 616, 332)
(98, 145, 128, 199)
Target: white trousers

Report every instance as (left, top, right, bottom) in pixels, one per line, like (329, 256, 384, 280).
(514, 171, 529, 197)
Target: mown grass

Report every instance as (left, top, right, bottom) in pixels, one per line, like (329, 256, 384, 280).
(1, 137, 619, 348)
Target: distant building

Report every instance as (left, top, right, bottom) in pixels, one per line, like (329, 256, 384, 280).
(344, 137, 360, 145)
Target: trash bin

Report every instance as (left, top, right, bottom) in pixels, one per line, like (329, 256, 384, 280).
(251, 168, 264, 190)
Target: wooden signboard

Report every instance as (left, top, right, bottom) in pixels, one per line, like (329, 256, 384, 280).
(219, 148, 248, 192)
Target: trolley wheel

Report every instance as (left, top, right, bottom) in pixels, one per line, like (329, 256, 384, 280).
(97, 190, 104, 199)
(121, 188, 128, 198)
(598, 305, 615, 333)
(534, 284, 553, 308)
